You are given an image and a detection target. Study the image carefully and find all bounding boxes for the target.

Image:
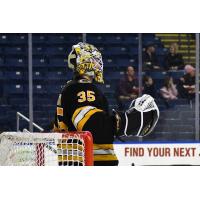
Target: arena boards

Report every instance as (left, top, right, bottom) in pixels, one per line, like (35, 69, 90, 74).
(114, 142, 200, 166)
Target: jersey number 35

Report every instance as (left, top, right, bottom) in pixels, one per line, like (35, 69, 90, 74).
(77, 91, 96, 103)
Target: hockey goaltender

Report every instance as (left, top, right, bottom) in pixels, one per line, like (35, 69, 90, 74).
(53, 42, 159, 166)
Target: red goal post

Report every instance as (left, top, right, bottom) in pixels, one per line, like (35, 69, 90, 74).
(0, 131, 93, 166)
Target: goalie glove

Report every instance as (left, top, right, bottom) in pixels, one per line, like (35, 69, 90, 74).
(113, 94, 159, 137)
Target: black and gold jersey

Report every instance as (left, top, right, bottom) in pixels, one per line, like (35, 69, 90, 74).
(54, 79, 109, 132)
(54, 78, 118, 166)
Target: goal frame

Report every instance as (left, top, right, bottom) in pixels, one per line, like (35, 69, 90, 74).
(58, 131, 94, 166)
(0, 131, 94, 166)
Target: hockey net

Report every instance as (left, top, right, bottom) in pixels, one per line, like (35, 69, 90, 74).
(0, 131, 93, 166)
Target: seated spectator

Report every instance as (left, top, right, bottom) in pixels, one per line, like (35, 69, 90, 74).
(116, 66, 139, 110)
(177, 64, 195, 99)
(160, 76, 178, 108)
(164, 43, 184, 71)
(143, 43, 161, 71)
(142, 75, 157, 98)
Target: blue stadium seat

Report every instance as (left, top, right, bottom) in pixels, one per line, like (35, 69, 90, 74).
(46, 47, 66, 56)
(148, 71, 167, 79)
(5, 71, 24, 80)
(33, 57, 48, 67)
(0, 34, 9, 44)
(46, 84, 62, 94)
(46, 71, 67, 80)
(47, 34, 82, 44)
(9, 34, 27, 44)
(4, 47, 27, 55)
(129, 47, 138, 55)
(116, 57, 136, 67)
(143, 34, 155, 41)
(33, 84, 47, 94)
(33, 71, 45, 80)
(167, 70, 184, 79)
(15, 105, 29, 114)
(34, 111, 48, 118)
(105, 71, 124, 80)
(65, 70, 73, 80)
(9, 98, 28, 106)
(47, 35, 70, 44)
(5, 84, 24, 94)
(34, 97, 52, 106)
(33, 46, 47, 56)
(0, 56, 4, 66)
(48, 57, 67, 67)
(0, 71, 3, 79)
(32, 34, 48, 44)
(104, 35, 123, 44)
(0, 105, 8, 114)
(104, 58, 116, 68)
(156, 47, 168, 56)
(41, 104, 56, 112)
(65, 34, 82, 43)
(87, 35, 106, 45)
(6, 110, 16, 119)
(104, 46, 128, 56)
(5, 57, 27, 67)
(97, 84, 114, 94)
(154, 36, 162, 44)
(123, 36, 138, 44)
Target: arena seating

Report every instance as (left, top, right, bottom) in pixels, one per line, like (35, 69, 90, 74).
(0, 33, 196, 141)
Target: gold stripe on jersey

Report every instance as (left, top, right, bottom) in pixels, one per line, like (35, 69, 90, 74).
(94, 154, 118, 161)
(72, 106, 103, 131)
(57, 107, 63, 116)
(53, 124, 60, 132)
(77, 108, 102, 131)
(93, 144, 114, 150)
(71, 106, 89, 123)
(93, 144, 117, 161)
(58, 121, 68, 131)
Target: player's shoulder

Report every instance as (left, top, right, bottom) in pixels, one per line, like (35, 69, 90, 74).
(60, 80, 75, 93)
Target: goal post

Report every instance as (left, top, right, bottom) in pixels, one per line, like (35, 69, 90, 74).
(0, 131, 93, 166)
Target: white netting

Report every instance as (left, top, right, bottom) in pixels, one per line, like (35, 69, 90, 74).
(0, 132, 93, 166)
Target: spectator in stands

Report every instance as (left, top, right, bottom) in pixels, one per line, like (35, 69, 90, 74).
(160, 76, 178, 108)
(143, 43, 161, 71)
(164, 43, 184, 71)
(142, 75, 157, 98)
(177, 64, 195, 99)
(116, 66, 139, 110)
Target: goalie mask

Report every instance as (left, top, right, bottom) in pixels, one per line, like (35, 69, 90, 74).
(68, 42, 104, 83)
(114, 94, 159, 137)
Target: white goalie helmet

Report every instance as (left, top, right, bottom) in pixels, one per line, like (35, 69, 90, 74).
(124, 94, 160, 137)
